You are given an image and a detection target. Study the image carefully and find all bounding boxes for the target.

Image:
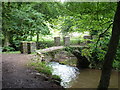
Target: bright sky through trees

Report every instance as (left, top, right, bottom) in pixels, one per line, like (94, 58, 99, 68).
(61, 0, 65, 3)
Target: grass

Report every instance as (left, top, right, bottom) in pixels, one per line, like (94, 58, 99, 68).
(1, 51, 21, 54)
(52, 75, 61, 81)
(30, 61, 61, 81)
(30, 62, 52, 75)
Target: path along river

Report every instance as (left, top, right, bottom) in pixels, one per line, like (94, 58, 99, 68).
(48, 62, 118, 88)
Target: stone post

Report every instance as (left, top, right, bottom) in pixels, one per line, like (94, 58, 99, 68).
(83, 35, 92, 39)
(20, 41, 28, 54)
(54, 37, 60, 46)
(27, 42, 36, 54)
(83, 35, 92, 43)
(63, 37, 70, 46)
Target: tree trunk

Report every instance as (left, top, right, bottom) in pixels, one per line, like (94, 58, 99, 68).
(36, 32, 39, 43)
(36, 32, 39, 49)
(4, 32, 10, 47)
(98, 2, 120, 89)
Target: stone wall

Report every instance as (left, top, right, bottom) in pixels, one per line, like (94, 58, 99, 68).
(27, 42, 36, 54)
(20, 41, 36, 54)
(20, 41, 28, 54)
(63, 37, 70, 46)
(54, 37, 60, 46)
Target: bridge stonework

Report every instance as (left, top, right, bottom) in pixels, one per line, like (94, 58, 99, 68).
(27, 42, 36, 54)
(54, 37, 61, 46)
(20, 41, 36, 54)
(20, 41, 28, 54)
(63, 37, 70, 46)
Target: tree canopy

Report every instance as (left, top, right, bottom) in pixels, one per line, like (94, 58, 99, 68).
(2, 1, 120, 89)
(2, 2, 119, 70)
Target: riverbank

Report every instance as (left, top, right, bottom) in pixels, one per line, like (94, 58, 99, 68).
(2, 53, 63, 89)
(48, 62, 118, 88)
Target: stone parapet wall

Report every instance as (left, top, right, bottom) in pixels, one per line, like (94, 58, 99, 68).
(20, 41, 36, 54)
(63, 37, 70, 46)
(54, 37, 61, 46)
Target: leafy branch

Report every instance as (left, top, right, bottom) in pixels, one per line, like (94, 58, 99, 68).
(95, 23, 113, 49)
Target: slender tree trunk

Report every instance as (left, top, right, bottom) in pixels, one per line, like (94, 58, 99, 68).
(36, 32, 39, 43)
(98, 2, 120, 89)
(30, 24, 33, 41)
(36, 32, 39, 49)
(4, 32, 10, 47)
(2, 2, 11, 47)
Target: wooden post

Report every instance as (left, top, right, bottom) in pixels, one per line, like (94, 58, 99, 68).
(54, 37, 60, 46)
(63, 37, 70, 46)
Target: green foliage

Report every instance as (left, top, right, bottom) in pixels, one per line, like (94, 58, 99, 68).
(64, 2, 116, 32)
(30, 62, 52, 75)
(112, 60, 120, 70)
(81, 35, 120, 70)
(81, 49, 91, 57)
(52, 75, 61, 81)
(2, 2, 119, 70)
(30, 59, 61, 81)
(1, 51, 20, 54)
(36, 37, 84, 49)
(37, 40, 54, 49)
(116, 42, 120, 60)
(12, 40, 21, 51)
(2, 46, 15, 52)
(33, 2, 65, 20)
(2, 2, 50, 48)
(50, 2, 116, 36)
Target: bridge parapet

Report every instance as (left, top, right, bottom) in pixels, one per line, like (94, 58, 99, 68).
(20, 41, 36, 54)
(36, 45, 85, 62)
(63, 37, 70, 46)
(54, 37, 61, 46)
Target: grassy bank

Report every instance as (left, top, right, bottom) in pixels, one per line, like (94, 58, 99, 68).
(29, 60, 61, 82)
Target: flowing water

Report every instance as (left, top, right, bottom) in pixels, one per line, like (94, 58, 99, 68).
(48, 62, 118, 88)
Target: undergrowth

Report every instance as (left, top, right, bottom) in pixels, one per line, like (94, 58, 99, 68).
(29, 60, 61, 81)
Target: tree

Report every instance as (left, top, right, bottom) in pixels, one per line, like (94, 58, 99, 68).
(33, 2, 65, 20)
(2, 2, 50, 50)
(98, 1, 120, 89)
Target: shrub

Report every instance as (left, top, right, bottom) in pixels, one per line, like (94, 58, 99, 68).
(2, 46, 15, 52)
(112, 60, 120, 70)
(52, 75, 61, 81)
(30, 62, 52, 75)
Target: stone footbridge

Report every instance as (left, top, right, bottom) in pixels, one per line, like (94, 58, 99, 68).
(20, 36, 89, 54)
(36, 45, 83, 55)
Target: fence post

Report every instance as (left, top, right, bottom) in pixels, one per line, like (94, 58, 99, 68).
(83, 35, 92, 43)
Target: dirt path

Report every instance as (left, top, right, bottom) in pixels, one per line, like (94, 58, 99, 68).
(2, 53, 63, 89)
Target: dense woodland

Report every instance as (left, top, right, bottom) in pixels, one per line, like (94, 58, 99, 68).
(1, 2, 120, 89)
(2, 2, 120, 69)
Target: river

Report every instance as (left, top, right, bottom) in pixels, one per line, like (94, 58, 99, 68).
(48, 62, 118, 88)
